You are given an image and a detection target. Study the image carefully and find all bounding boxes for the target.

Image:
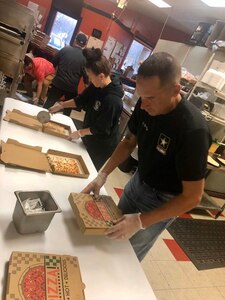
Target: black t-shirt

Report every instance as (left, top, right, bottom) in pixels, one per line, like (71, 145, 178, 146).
(75, 79, 123, 146)
(128, 98, 212, 193)
(52, 46, 88, 93)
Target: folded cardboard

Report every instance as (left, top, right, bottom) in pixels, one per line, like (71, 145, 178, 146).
(0, 139, 89, 178)
(69, 193, 122, 235)
(4, 109, 72, 139)
(6, 251, 85, 300)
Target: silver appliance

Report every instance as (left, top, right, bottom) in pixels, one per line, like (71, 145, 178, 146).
(0, 0, 35, 98)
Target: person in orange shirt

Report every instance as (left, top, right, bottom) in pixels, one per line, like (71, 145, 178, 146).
(23, 55, 55, 105)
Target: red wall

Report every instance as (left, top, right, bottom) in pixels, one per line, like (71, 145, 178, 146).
(79, 8, 132, 49)
(17, 0, 52, 30)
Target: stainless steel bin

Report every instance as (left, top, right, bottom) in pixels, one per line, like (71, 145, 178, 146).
(13, 190, 62, 234)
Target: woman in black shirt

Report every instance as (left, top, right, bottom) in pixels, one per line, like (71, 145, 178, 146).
(49, 48, 124, 170)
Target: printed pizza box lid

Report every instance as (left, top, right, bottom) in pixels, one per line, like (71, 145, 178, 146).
(0, 139, 51, 172)
(3, 109, 42, 131)
(46, 149, 89, 178)
(6, 251, 85, 300)
(69, 193, 122, 235)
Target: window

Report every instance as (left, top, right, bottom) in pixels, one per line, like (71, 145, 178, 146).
(48, 12, 78, 50)
(122, 40, 152, 75)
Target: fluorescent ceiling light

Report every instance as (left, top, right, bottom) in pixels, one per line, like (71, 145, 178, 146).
(201, 0, 225, 7)
(148, 0, 171, 8)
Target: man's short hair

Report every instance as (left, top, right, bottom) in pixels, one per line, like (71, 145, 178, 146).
(137, 52, 181, 87)
(75, 32, 88, 47)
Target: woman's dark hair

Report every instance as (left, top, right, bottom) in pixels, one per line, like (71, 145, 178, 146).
(24, 55, 33, 67)
(137, 52, 181, 87)
(82, 48, 111, 76)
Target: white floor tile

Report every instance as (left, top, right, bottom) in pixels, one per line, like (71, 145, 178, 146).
(197, 287, 225, 300)
(217, 286, 225, 298)
(149, 238, 176, 261)
(172, 288, 203, 300)
(156, 261, 193, 289)
(154, 290, 177, 300)
(204, 267, 225, 286)
(141, 260, 171, 290)
(178, 261, 213, 288)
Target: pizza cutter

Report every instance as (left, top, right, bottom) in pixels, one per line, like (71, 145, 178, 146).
(37, 111, 51, 124)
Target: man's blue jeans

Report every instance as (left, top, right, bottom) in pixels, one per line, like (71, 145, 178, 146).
(118, 171, 177, 261)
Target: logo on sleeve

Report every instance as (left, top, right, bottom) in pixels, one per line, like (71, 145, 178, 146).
(156, 133, 170, 155)
(93, 100, 101, 111)
(142, 121, 149, 131)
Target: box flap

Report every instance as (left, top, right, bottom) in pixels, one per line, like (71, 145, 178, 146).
(6, 251, 85, 300)
(1, 139, 51, 172)
(3, 109, 42, 131)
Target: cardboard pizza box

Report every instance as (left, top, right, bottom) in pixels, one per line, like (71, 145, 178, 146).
(69, 193, 122, 235)
(46, 149, 90, 178)
(5, 251, 85, 300)
(0, 139, 51, 172)
(0, 139, 89, 178)
(4, 109, 42, 131)
(4, 109, 72, 139)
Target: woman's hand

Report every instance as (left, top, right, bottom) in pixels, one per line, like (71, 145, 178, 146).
(49, 102, 63, 113)
(69, 130, 82, 140)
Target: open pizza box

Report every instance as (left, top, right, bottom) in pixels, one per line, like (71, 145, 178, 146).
(4, 109, 72, 139)
(69, 193, 122, 235)
(0, 139, 89, 178)
(5, 251, 85, 300)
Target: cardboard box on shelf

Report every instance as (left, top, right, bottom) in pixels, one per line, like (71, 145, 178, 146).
(4, 109, 72, 139)
(0, 139, 89, 178)
(69, 193, 122, 235)
(5, 251, 85, 300)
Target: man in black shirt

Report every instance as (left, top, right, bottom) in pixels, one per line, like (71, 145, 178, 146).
(43, 33, 89, 116)
(83, 52, 212, 261)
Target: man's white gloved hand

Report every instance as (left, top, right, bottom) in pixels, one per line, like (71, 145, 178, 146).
(49, 102, 63, 114)
(106, 213, 144, 240)
(81, 171, 108, 197)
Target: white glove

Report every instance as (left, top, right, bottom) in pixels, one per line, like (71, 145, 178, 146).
(49, 102, 63, 113)
(81, 171, 108, 197)
(106, 213, 144, 240)
(69, 130, 82, 140)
